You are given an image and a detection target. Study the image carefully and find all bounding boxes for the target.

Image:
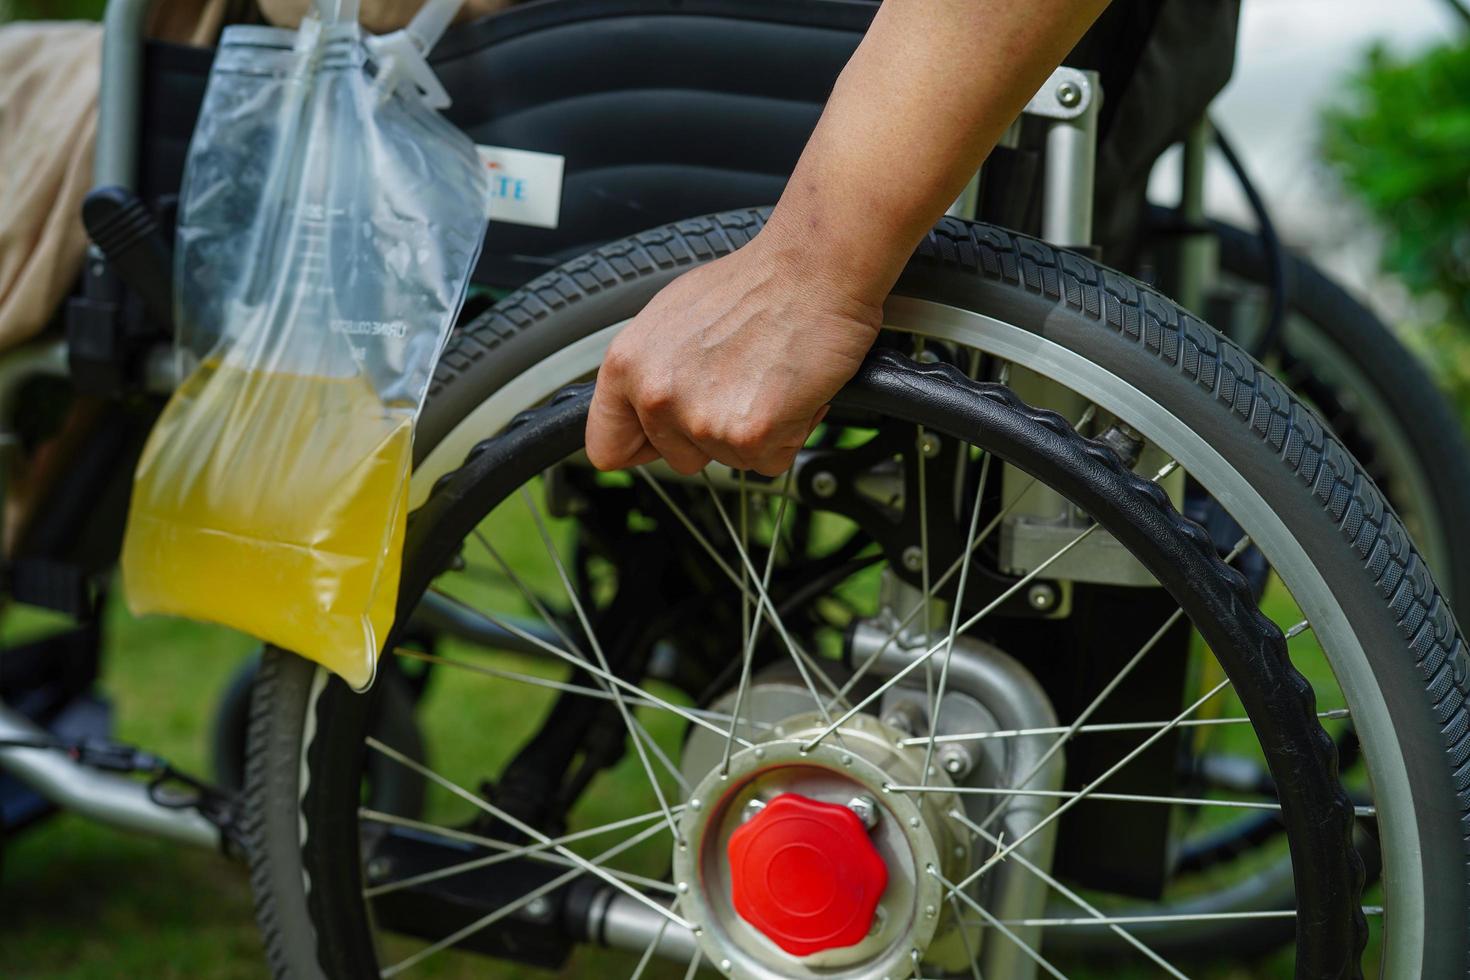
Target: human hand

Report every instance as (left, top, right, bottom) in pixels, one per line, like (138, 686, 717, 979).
(585, 230, 883, 477)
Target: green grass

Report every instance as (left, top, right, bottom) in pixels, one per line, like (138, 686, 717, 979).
(2, 604, 261, 980)
(1, 491, 1375, 978)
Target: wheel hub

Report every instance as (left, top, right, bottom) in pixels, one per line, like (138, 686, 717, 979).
(672, 711, 969, 979)
(727, 792, 889, 956)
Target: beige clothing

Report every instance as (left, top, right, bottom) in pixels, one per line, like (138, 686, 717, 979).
(259, 0, 510, 35)
(0, 0, 224, 353)
(0, 22, 101, 352)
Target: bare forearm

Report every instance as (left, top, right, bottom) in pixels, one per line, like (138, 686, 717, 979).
(764, 0, 1109, 306)
(588, 1, 1111, 475)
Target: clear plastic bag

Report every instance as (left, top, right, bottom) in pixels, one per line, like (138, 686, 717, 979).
(121, 0, 486, 690)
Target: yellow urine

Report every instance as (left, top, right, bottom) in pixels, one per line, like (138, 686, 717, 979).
(121, 360, 412, 690)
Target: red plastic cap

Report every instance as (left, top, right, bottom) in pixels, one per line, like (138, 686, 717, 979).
(726, 792, 889, 956)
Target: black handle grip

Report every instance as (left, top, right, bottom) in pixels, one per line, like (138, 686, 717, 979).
(82, 186, 174, 330)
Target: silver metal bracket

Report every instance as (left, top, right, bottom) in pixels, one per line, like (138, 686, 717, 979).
(1022, 66, 1098, 121)
(1024, 66, 1102, 249)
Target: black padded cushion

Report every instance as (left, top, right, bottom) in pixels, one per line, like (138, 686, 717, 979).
(136, 0, 875, 288)
(435, 0, 876, 283)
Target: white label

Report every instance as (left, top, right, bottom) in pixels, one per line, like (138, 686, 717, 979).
(476, 145, 565, 229)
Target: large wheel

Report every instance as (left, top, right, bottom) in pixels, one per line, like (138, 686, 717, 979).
(247, 211, 1470, 978)
(1200, 214, 1470, 616)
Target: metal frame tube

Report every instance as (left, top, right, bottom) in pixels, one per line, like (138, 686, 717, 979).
(96, 0, 162, 190)
(1175, 117, 1217, 315)
(0, 704, 219, 848)
(1032, 69, 1100, 249)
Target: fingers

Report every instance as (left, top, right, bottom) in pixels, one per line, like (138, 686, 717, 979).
(723, 405, 830, 478)
(588, 369, 827, 478)
(586, 379, 659, 471)
(640, 417, 714, 476)
(587, 370, 714, 475)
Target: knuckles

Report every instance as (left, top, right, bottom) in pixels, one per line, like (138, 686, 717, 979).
(636, 378, 679, 418)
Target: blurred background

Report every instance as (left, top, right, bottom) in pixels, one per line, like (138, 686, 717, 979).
(1, 0, 1467, 976)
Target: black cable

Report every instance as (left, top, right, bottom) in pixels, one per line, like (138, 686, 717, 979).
(1212, 123, 1289, 360)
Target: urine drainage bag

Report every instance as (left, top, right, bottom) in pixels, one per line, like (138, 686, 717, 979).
(121, 0, 486, 691)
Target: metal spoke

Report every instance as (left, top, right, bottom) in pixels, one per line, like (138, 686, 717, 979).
(425, 588, 751, 748)
(802, 522, 1102, 751)
(829, 384, 1100, 713)
(377, 816, 672, 978)
(953, 677, 1233, 893)
(358, 804, 676, 894)
(636, 720, 693, 793)
(963, 534, 1252, 841)
(728, 469, 753, 771)
(921, 449, 992, 787)
(474, 530, 583, 656)
(954, 810, 1188, 979)
(698, 472, 847, 722)
(916, 423, 936, 783)
(472, 530, 700, 790)
(809, 448, 1182, 753)
(899, 707, 1350, 745)
(986, 907, 1385, 928)
(827, 471, 1033, 711)
(365, 737, 691, 931)
(682, 950, 703, 980)
(722, 474, 794, 775)
(629, 918, 670, 980)
(392, 648, 755, 733)
(891, 785, 1375, 817)
(363, 818, 677, 900)
(519, 489, 683, 844)
(634, 467, 850, 713)
(948, 892, 984, 980)
(931, 867, 1068, 980)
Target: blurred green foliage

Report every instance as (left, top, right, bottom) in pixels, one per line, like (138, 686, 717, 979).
(0, 0, 107, 22)
(1322, 39, 1470, 411)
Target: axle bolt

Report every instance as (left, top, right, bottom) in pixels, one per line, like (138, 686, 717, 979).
(902, 546, 924, 573)
(811, 471, 839, 498)
(525, 897, 552, 921)
(1056, 80, 1082, 108)
(846, 795, 880, 830)
(1027, 582, 1058, 611)
(939, 744, 974, 779)
(742, 798, 766, 823)
(883, 701, 924, 736)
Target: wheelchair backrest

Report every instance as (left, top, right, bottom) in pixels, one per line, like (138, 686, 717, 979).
(137, 0, 875, 289)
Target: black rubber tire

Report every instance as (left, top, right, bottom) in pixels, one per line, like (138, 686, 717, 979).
(1209, 216, 1470, 618)
(210, 653, 259, 791)
(243, 650, 427, 980)
(246, 210, 1470, 978)
(215, 651, 425, 805)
